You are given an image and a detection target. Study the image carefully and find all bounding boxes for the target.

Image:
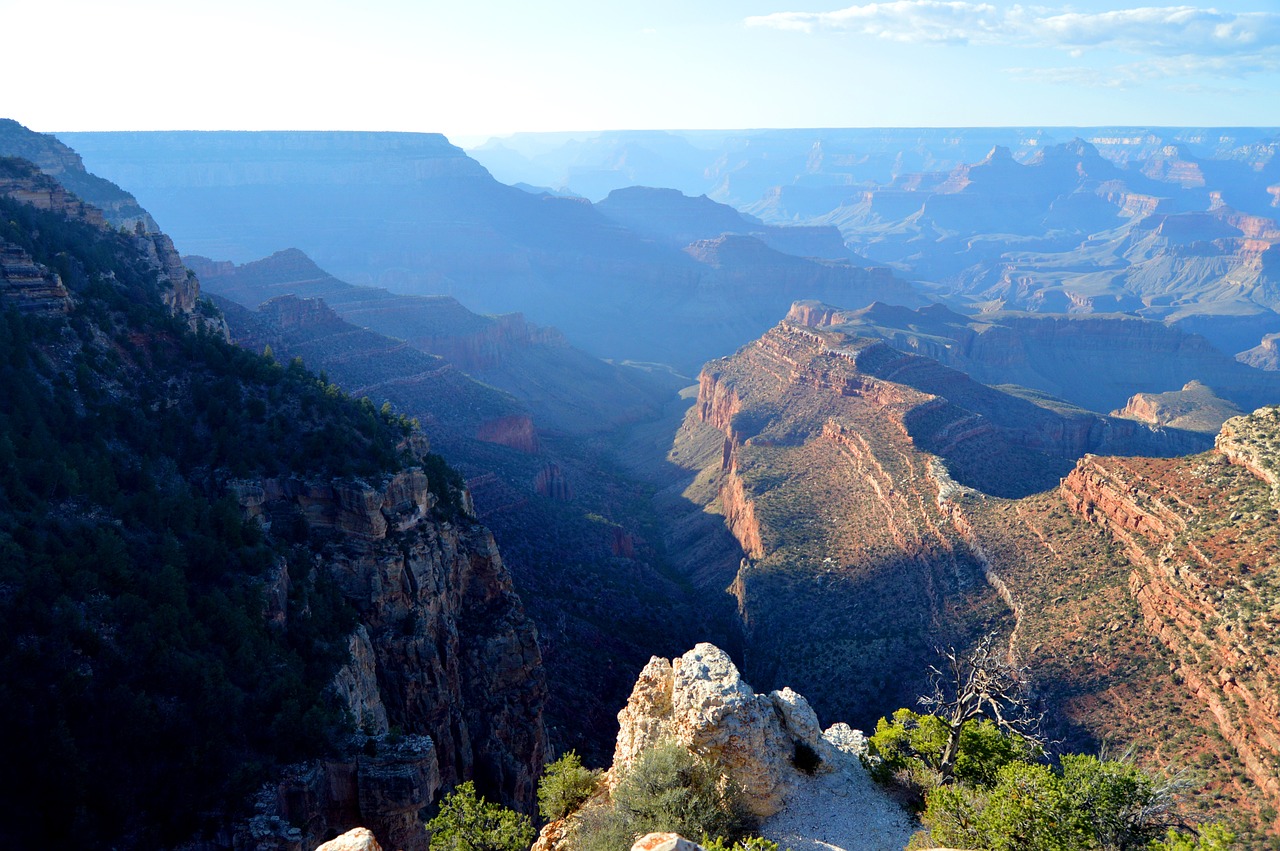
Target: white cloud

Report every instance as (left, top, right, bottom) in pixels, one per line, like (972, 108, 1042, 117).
(746, 2, 1280, 59)
(746, 1, 1006, 43)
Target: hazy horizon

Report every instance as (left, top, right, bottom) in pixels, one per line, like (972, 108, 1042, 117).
(7, 0, 1278, 138)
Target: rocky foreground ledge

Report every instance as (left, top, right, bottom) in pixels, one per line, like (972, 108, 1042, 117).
(319, 644, 915, 851)
(545, 643, 916, 851)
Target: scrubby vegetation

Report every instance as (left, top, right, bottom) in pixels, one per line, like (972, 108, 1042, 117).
(865, 710, 1235, 851)
(569, 741, 755, 851)
(427, 782, 536, 851)
(0, 193, 429, 846)
(538, 750, 602, 822)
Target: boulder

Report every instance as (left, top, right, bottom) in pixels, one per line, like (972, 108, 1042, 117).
(315, 826, 383, 851)
(631, 833, 704, 851)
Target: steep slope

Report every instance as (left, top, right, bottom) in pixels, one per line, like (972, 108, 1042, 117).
(671, 315, 1279, 845)
(953, 409, 1280, 844)
(186, 248, 677, 435)
(193, 251, 738, 767)
(788, 299, 1280, 419)
(667, 319, 1210, 736)
(0, 118, 156, 230)
(0, 155, 547, 849)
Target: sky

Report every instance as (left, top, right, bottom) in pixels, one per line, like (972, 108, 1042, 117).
(3, 0, 1278, 143)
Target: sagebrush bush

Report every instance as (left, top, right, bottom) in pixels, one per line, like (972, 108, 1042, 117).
(572, 741, 753, 851)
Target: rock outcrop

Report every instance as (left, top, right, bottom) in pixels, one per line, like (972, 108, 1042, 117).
(612, 643, 840, 819)
(631, 834, 704, 851)
(0, 241, 71, 314)
(232, 465, 549, 850)
(533, 644, 916, 851)
(0, 154, 208, 328)
(244, 735, 440, 851)
(314, 827, 384, 851)
(787, 299, 1280, 417)
(1111, 380, 1244, 433)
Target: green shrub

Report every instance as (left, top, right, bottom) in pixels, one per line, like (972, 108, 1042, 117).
(702, 836, 780, 851)
(538, 750, 601, 821)
(573, 741, 752, 851)
(1148, 824, 1236, 851)
(913, 748, 1220, 851)
(864, 708, 1035, 808)
(426, 781, 535, 851)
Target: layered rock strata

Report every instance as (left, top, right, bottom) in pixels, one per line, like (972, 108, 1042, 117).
(676, 320, 1209, 727)
(232, 466, 548, 850)
(950, 408, 1280, 839)
(0, 242, 71, 314)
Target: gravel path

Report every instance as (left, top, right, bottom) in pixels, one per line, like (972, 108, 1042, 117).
(758, 736, 918, 851)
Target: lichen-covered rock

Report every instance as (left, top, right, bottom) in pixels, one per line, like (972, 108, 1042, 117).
(315, 826, 383, 851)
(611, 643, 832, 818)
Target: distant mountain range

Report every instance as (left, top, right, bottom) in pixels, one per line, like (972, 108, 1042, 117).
(57, 130, 925, 370)
(471, 128, 1280, 356)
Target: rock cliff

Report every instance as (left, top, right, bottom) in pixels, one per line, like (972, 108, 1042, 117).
(787, 299, 1280, 418)
(0, 155, 205, 326)
(538, 644, 915, 851)
(1112, 381, 1244, 433)
(0, 118, 157, 230)
(232, 465, 549, 850)
(670, 317, 1277, 842)
(945, 408, 1280, 841)
(0, 241, 72, 314)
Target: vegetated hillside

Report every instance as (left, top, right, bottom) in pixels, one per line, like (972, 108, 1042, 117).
(194, 252, 740, 765)
(787, 299, 1280, 422)
(955, 408, 1280, 845)
(0, 157, 548, 850)
(55, 130, 925, 372)
(665, 318, 1210, 736)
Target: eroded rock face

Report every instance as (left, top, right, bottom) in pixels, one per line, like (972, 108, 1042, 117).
(232, 469, 436, 541)
(236, 465, 548, 850)
(611, 644, 835, 818)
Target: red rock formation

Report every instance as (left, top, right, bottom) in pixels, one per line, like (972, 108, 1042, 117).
(476, 415, 541, 454)
(1060, 445, 1280, 822)
(533, 463, 573, 501)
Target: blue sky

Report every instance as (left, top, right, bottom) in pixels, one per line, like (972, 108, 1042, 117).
(3, 0, 1278, 141)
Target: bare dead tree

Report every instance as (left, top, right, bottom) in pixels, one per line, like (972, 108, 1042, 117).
(918, 631, 1046, 783)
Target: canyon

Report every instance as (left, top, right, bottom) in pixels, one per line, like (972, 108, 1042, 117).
(667, 314, 1280, 843)
(4, 117, 1280, 849)
(0, 129, 549, 850)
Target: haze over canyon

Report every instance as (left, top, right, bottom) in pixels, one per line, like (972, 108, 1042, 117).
(3, 117, 1280, 850)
